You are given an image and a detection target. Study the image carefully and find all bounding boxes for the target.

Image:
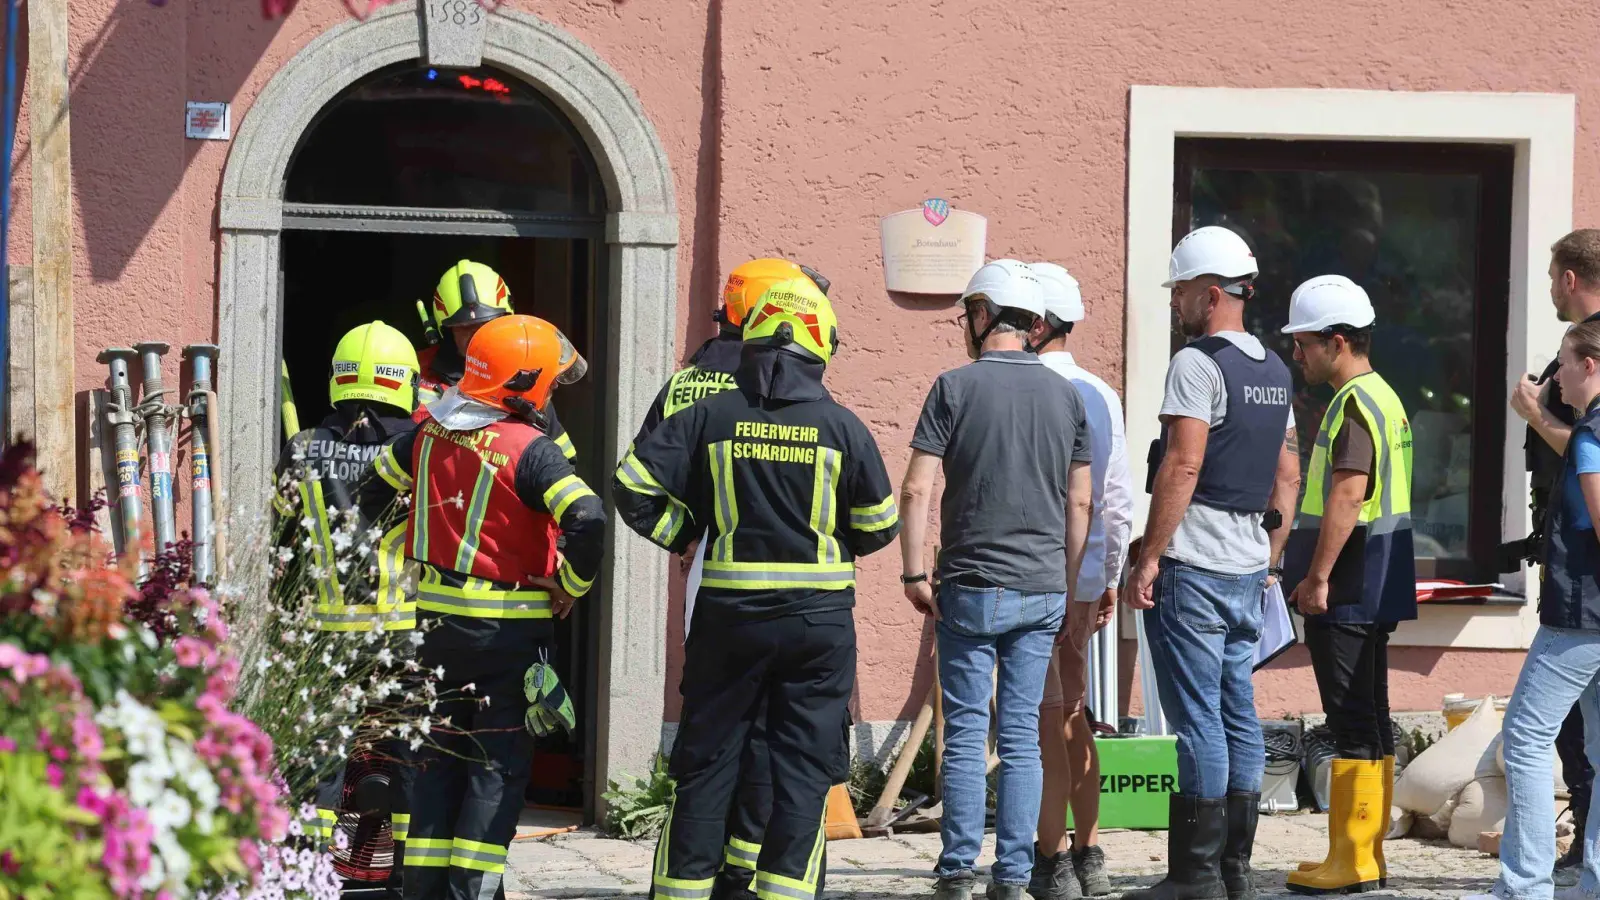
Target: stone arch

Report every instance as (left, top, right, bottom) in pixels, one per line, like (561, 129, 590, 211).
(217, 1, 677, 812)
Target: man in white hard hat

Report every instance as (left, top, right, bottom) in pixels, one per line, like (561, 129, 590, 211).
(1279, 275, 1415, 896)
(1124, 226, 1301, 900)
(1023, 262, 1131, 900)
(900, 259, 1094, 900)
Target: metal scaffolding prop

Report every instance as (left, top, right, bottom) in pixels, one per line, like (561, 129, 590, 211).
(98, 342, 225, 586)
(184, 344, 220, 586)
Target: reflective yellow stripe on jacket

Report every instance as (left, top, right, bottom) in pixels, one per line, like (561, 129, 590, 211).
(616, 449, 691, 549)
(699, 439, 856, 591)
(849, 496, 899, 533)
(553, 430, 577, 461)
(287, 457, 415, 632)
(416, 567, 552, 619)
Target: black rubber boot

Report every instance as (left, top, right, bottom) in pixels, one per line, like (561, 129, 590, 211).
(1122, 795, 1228, 900)
(1221, 792, 1260, 900)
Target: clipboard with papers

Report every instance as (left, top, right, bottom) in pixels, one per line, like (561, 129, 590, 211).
(1254, 581, 1298, 671)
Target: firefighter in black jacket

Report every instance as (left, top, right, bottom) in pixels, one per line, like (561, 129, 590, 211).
(381, 314, 606, 900)
(615, 276, 899, 900)
(634, 258, 831, 900)
(272, 320, 421, 897)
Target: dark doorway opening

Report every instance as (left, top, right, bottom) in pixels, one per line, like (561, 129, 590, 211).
(281, 59, 609, 821)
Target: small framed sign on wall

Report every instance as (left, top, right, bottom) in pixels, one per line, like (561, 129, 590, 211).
(184, 102, 231, 141)
(880, 199, 987, 294)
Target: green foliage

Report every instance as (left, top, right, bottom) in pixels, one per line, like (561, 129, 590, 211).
(600, 753, 675, 841)
(847, 727, 998, 818)
(0, 751, 112, 900)
(846, 758, 889, 817)
(1401, 726, 1437, 761)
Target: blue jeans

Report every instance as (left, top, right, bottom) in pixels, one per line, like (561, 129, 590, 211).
(1141, 558, 1266, 798)
(1495, 626, 1600, 900)
(935, 581, 1066, 885)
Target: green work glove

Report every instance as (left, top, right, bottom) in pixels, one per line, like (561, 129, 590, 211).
(523, 650, 576, 738)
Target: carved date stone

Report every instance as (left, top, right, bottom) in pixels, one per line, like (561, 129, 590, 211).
(421, 0, 489, 68)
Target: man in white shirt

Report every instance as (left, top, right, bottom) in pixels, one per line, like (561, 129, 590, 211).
(1024, 262, 1133, 900)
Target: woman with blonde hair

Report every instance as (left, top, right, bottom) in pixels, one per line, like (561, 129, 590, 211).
(1472, 320, 1600, 900)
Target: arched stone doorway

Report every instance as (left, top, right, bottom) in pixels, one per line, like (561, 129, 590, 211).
(217, 1, 678, 818)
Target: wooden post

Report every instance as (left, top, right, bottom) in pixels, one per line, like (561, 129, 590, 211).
(28, 0, 75, 501)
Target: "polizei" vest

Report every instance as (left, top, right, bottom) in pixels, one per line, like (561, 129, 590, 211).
(1149, 335, 1292, 514)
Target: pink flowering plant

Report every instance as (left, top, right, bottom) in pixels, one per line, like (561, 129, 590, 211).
(0, 444, 359, 899)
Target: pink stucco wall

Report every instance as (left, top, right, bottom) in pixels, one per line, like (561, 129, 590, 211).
(13, 0, 1590, 722)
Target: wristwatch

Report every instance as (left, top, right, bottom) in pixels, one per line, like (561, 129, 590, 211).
(900, 572, 929, 585)
(1268, 566, 1284, 579)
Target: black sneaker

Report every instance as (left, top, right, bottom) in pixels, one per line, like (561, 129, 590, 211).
(936, 871, 978, 900)
(1028, 847, 1083, 900)
(1072, 845, 1112, 897)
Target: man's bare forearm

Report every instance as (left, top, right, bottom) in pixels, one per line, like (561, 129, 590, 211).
(1308, 472, 1366, 582)
(1532, 412, 1573, 456)
(1267, 430, 1302, 567)
(1138, 458, 1199, 567)
(899, 473, 934, 577)
(1064, 463, 1092, 602)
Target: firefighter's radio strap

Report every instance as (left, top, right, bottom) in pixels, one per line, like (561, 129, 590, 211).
(523, 648, 576, 738)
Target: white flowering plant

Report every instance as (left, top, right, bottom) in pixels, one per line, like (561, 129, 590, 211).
(235, 444, 457, 803)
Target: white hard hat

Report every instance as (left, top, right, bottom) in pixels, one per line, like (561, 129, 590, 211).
(1164, 226, 1259, 288)
(1029, 262, 1084, 324)
(1281, 275, 1376, 334)
(962, 259, 1047, 319)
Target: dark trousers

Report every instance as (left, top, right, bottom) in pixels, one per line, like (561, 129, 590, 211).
(1304, 620, 1397, 760)
(404, 664, 533, 900)
(712, 697, 773, 900)
(1559, 703, 1594, 820)
(652, 609, 853, 900)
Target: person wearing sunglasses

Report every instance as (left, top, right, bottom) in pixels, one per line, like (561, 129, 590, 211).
(1279, 275, 1416, 896)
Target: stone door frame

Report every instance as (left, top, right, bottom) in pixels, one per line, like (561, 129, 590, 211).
(217, 1, 678, 816)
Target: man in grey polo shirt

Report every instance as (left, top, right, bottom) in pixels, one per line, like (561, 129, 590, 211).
(899, 259, 1094, 900)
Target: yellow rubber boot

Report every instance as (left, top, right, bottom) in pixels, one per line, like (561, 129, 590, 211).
(1376, 756, 1393, 887)
(1296, 755, 1395, 880)
(1287, 759, 1385, 895)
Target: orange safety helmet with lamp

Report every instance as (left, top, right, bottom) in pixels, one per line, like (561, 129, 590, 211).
(382, 311, 605, 900)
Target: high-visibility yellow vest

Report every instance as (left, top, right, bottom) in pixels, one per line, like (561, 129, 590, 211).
(1287, 370, 1417, 624)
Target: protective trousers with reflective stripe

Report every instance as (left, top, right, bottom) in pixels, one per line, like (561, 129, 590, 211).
(712, 696, 772, 900)
(1286, 369, 1416, 625)
(403, 664, 533, 900)
(651, 609, 853, 900)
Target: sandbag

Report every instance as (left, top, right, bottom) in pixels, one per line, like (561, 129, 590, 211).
(1411, 793, 1459, 841)
(1395, 697, 1501, 815)
(1387, 807, 1413, 840)
(1449, 776, 1507, 849)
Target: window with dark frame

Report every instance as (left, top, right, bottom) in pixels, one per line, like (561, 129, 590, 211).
(1172, 139, 1514, 583)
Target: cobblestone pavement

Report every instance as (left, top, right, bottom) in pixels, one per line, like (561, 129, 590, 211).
(503, 812, 1500, 899)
